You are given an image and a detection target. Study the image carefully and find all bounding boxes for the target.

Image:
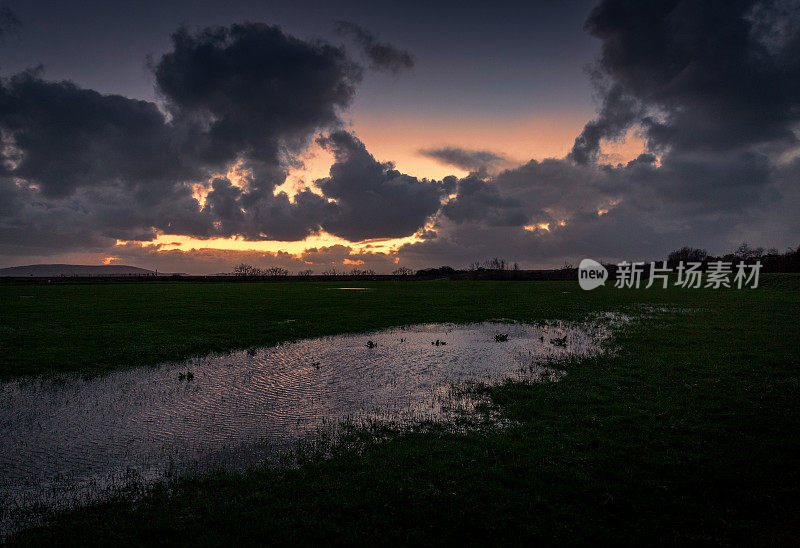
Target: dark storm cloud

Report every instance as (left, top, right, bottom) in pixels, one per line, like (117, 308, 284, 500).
(0, 69, 194, 198)
(440, 174, 528, 226)
(403, 0, 800, 268)
(0, 176, 204, 256)
(3, 3, 799, 271)
(568, 83, 640, 165)
(439, 157, 622, 231)
(155, 22, 361, 168)
(149, 23, 363, 242)
(315, 131, 443, 241)
(201, 175, 334, 241)
(0, 65, 215, 254)
(572, 0, 800, 159)
(0, 22, 429, 256)
(413, 141, 789, 267)
(439, 0, 800, 264)
(335, 21, 414, 74)
(419, 147, 511, 173)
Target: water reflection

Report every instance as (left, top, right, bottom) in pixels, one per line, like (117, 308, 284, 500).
(0, 317, 624, 534)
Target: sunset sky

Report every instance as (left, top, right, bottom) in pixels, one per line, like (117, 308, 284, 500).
(1, 0, 798, 273)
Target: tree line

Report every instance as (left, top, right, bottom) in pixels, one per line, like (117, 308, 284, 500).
(230, 243, 800, 277)
(231, 263, 415, 277)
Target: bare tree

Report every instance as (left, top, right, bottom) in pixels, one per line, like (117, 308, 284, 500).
(233, 263, 291, 276)
(393, 266, 414, 276)
(734, 242, 764, 260)
(667, 247, 708, 266)
(470, 257, 511, 270)
(233, 263, 261, 276)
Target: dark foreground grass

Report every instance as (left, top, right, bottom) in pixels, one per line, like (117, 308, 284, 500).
(3, 277, 800, 545)
(0, 279, 737, 379)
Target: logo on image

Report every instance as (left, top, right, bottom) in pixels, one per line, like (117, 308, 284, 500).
(578, 259, 608, 290)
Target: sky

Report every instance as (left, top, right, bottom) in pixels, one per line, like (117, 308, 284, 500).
(1, 0, 798, 274)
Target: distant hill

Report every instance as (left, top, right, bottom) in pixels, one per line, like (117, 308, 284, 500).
(0, 264, 156, 277)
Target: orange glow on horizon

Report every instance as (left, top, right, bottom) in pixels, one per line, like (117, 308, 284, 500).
(136, 116, 643, 260)
(117, 228, 424, 257)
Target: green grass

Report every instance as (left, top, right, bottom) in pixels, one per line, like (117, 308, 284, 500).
(3, 277, 800, 545)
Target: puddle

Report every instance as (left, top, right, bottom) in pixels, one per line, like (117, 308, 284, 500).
(0, 317, 625, 535)
(328, 287, 373, 291)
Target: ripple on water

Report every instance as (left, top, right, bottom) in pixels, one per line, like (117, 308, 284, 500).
(0, 317, 626, 535)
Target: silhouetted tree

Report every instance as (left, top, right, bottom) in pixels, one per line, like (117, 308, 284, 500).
(469, 257, 510, 270)
(667, 247, 708, 267)
(349, 267, 376, 275)
(734, 242, 765, 260)
(233, 263, 262, 276)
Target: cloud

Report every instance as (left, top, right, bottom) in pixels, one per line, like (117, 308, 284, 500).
(2, 5, 799, 272)
(199, 174, 334, 241)
(314, 131, 443, 241)
(0, 69, 196, 198)
(408, 0, 794, 268)
(568, 83, 640, 165)
(0, 23, 425, 256)
(298, 244, 397, 270)
(419, 0, 800, 266)
(72, 241, 400, 275)
(155, 23, 361, 169)
(419, 147, 512, 174)
(440, 174, 528, 226)
(0, 67, 213, 253)
(572, 0, 800, 158)
(335, 21, 414, 74)
(404, 127, 794, 268)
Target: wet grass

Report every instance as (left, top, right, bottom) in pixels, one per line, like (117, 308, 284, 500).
(0, 278, 791, 380)
(3, 276, 800, 545)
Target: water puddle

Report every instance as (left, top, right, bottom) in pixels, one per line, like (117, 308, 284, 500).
(328, 287, 373, 291)
(0, 316, 625, 535)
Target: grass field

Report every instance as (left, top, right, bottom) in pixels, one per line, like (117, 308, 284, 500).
(3, 278, 800, 545)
